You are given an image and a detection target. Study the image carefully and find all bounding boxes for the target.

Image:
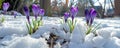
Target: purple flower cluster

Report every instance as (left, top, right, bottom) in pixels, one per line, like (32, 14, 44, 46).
(64, 6, 78, 23)
(85, 8, 97, 26)
(23, 4, 45, 24)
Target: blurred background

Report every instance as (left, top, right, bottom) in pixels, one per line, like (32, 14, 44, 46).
(0, 0, 119, 18)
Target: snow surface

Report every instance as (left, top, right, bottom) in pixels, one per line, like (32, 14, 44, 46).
(0, 35, 49, 48)
(0, 15, 120, 48)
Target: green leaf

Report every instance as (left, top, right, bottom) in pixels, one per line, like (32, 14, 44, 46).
(26, 23, 32, 35)
(0, 17, 5, 23)
(26, 17, 43, 35)
(29, 25, 33, 35)
(86, 26, 92, 35)
(92, 23, 101, 33)
(86, 22, 101, 35)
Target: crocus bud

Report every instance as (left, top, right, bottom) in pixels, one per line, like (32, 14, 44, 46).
(70, 6, 78, 21)
(64, 12, 70, 22)
(32, 4, 40, 20)
(39, 9, 45, 16)
(85, 8, 97, 26)
(3, 2, 10, 14)
(23, 6, 30, 24)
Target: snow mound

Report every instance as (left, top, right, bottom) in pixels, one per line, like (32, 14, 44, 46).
(0, 20, 28, 37)
(0, 35, 49, 48)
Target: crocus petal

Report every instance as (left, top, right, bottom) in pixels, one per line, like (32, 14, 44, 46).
(32, 4, 40, 16)
(39, 9, 45, 16)
(85, 9, 90, 25)
(89, 8, 97, 26)
(32, 4, 40, 20)
(70, 6, 78, 21)
(70, 6, 78, 13)
(3, 2, 10, 11)
(85, 9, 89, 17)
(23, 6, 29, 16)
(23, 6, 30, 24)
(70, 6, 78, 16)
(64, 12, 70, 22)
(91, 10, 97, 17)
(91, 10, 97, 25)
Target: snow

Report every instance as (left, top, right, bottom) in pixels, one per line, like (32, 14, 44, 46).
(96, 28, 112, 38)
(0, 35, 48, 48)
(111, 30, 120, 38)
(0, 17, 28, 37)
(0, 15, 120, 48)
(70, 23, 86, 43)
(92, 36, 106, 47)
(60, 23, 70, 32)
(54, 42, 61, 48)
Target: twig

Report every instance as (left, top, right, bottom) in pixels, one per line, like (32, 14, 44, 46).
(50, 38, 53, 48)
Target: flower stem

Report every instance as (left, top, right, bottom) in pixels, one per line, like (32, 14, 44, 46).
(50, 38, 53, 48)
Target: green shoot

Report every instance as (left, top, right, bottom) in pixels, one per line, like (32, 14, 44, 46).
(26, 18, 43, 35)
(86, 22, 101, 35)
(0, 17, 5, 23)
(60, 18, 77, 33)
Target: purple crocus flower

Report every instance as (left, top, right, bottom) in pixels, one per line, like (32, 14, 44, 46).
(85, 8, 97, 26)
(23, 6, 30, 24)
(64, 12, 70, 22)
(70, 6, 78, 21)
(3, 2, 10, 13)
(32, 4, 40, 20)
(39, 9, 45, 16)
